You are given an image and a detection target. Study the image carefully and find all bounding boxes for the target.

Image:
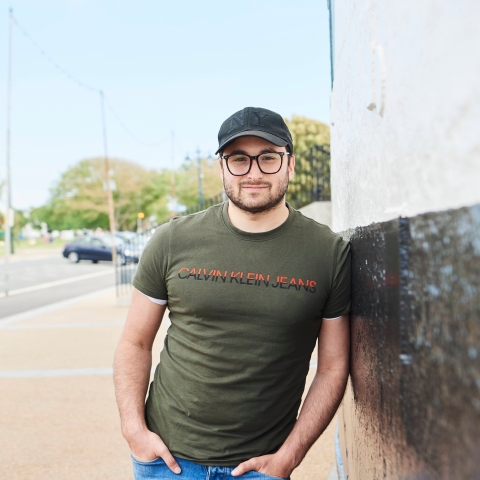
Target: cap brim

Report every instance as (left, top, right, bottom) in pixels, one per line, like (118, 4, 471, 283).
(215, 130, 288, 155)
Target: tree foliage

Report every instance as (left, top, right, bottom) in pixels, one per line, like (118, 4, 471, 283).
(284, 115, 330, 153)
(31, 157, 164, 231)
(30, 156, 224, 230)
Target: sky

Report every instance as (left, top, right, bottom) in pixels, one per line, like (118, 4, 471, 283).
(0, 0, 332, 210)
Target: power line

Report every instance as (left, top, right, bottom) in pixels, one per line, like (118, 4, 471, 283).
(10, 12, 167, 148)
(11, 14, 98, 93)
(103, 95, 169, 148)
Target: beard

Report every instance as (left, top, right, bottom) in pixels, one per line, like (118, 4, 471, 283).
(223, 170, 290, 214)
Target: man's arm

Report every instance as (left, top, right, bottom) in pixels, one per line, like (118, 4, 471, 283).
(113, 287, 181, 474)
(232, 314, 350, 478)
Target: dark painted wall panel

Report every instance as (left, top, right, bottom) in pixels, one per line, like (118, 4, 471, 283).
(338, 205, 480, 480)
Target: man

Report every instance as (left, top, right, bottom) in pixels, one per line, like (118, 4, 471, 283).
(113, 107, 351, 480)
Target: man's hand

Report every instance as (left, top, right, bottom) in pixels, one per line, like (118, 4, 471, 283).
(231, 453, 294, 478)
(128, 427, 181, 474)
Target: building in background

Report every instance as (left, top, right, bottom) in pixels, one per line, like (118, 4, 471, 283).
(329, 0, 480, 478)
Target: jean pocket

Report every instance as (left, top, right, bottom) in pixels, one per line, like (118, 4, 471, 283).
(244, 472, 290, 480)
(132, 455, 170, 480)
(131, 454, 163, 465)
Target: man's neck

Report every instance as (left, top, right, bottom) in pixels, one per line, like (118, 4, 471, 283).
(227, 200, 290, 233)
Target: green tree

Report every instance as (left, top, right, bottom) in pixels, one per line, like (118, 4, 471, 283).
(174, 159, 223, 208)
(153, 158, 224, 224)
(37, 157, 166, 231)
(284, 115, 330, 153)
(283, 116, 331, 205)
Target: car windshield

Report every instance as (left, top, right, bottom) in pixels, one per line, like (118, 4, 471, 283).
(127, 236, 150, 246)
(100, 235, 124, 247)
(117, 231, 137, 240)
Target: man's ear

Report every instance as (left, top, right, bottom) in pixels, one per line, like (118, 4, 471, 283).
(219, 158, 224, 178)
(288, 155, 295, 181)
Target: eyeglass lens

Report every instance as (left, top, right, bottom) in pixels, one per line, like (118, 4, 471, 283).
(227, 153, 282, 175)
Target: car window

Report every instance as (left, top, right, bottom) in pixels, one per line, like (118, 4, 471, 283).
(102, 235, 124, 247)
(91, 238, 104, 247)
(75, 237, 90, 245)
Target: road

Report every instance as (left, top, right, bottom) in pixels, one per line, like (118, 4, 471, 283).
(0, 254, 116, 319)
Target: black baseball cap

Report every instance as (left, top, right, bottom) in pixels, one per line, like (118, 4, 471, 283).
(215, 107, 293, 155)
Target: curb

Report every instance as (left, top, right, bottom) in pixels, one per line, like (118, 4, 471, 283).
(0, 287, 116, 328)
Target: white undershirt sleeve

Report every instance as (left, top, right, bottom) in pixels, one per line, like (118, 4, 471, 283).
(323, 315, 342, 321)
(138, 289, 167, 305)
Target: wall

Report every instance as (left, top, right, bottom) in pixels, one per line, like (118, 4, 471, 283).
(330, 1, 480, 479)
(331, 0, 480, 232)
(299, 201, 332, 228)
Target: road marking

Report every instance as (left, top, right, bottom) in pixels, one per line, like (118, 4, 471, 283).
(5, 321, 125, 330)
(0, 367, 114, 379)
(1, 363, 317, 379)
(0, 268, 113, 298)
(0, 365, 157, 379)
(0, 287, 116, 328)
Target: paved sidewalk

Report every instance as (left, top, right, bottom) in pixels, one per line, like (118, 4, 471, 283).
(0, 248, 63, 264)
(0, 290, 335, 479)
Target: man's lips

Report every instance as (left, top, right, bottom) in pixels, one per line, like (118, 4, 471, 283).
(240, 183, 270, 190)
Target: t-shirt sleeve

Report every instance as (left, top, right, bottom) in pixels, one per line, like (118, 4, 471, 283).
(132, 222, 170, 300)
(322, 237, 351, 319)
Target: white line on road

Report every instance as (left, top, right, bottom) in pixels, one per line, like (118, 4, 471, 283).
(0, 365, 157, 379)
(5, 321, 125, 330)
(0, 367, 114, 379)
(0, 287, 116, 328)
(0, 268, 113, 298)
(1, 363, 318, 379)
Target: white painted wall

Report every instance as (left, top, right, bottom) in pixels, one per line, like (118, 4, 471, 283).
(331, 0, 480, 232)
(299, 201, 332, 228)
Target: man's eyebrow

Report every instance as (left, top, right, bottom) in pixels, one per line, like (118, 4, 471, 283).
(226, 149, 249, 155)
(259, 148, 283, 154)
(225, 148, 284, 155)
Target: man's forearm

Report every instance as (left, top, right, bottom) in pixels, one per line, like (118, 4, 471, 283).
(113, 339, 153, 439)
(276, 367, 349, 469)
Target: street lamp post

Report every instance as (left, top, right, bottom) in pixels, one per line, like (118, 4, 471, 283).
(185, 150, 212, 206)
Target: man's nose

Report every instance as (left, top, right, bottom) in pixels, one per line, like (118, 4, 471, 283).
(247, 158, 263, 178)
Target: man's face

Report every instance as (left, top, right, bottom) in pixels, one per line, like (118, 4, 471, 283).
(220, 136, 295, 214)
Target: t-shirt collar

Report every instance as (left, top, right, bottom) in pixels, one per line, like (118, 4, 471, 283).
(220, 201, 297, 242)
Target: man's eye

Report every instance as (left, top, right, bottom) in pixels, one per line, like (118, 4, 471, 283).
(231, 156, 249, 163)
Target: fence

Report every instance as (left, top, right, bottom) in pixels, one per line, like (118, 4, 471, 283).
(184, 191, 227, 216)
(286, 144, 330, 208)
(115, 231, 153, 298)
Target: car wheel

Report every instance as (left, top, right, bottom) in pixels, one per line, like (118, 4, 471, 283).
(68, 252, 79, 263)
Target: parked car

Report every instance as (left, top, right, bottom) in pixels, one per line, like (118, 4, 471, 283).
(116, 231, 137, 242)
(62, 235, 129, 265)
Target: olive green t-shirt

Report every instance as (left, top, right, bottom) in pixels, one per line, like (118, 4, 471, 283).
(132, 202, 351, 466)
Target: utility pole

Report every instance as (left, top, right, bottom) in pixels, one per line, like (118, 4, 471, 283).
(170, 130, 176, 218)
(4, 8, 13, 297)
(99, 91, 117, 280)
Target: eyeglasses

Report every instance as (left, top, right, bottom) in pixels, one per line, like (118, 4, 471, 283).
(221, 152, 289, 176)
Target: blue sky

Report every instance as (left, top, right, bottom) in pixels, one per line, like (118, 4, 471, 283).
(0, 0, 331, 210)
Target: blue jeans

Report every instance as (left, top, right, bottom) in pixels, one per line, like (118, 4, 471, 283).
(131, 455, 290, 480)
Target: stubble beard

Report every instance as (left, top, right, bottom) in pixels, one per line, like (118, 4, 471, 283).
(223, 171, 290, 214)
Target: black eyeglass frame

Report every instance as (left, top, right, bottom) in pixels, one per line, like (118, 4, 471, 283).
(220, 152, 290, 176)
